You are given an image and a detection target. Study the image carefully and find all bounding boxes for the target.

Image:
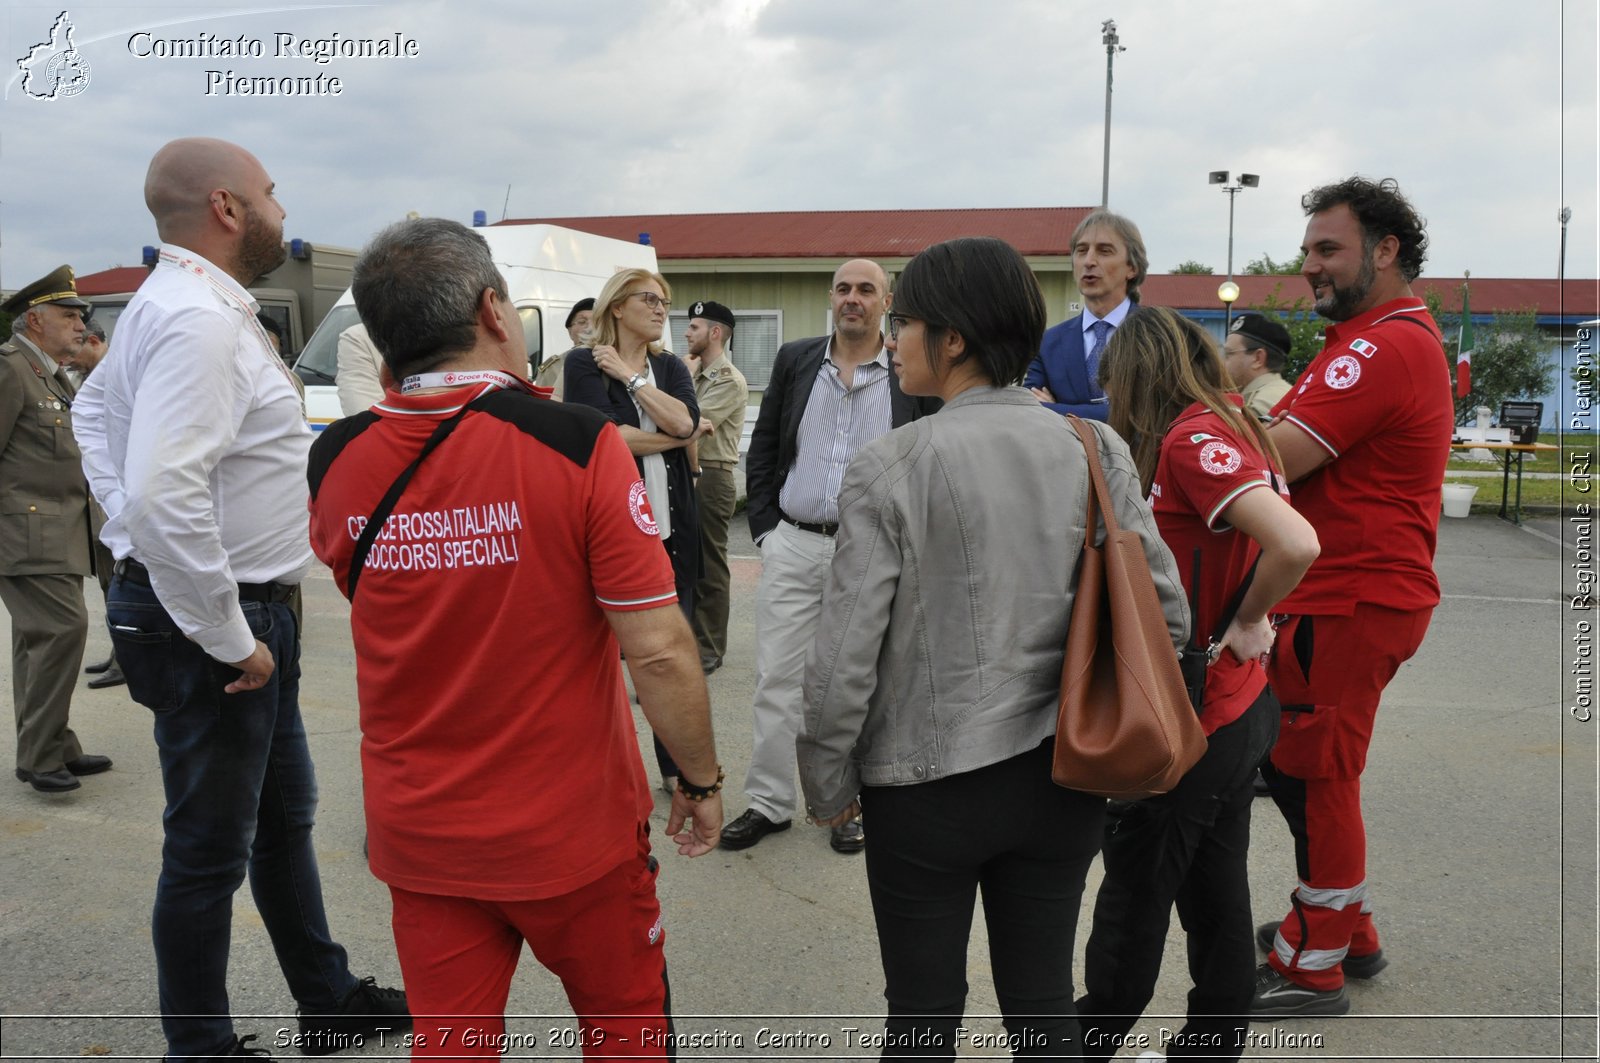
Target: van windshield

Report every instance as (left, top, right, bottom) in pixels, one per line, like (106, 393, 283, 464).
(292, 305, 361, 385)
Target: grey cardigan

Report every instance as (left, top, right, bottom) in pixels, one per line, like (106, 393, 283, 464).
(796, 386, 1189, 819)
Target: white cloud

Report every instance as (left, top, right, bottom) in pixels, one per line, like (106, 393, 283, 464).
(0, 0, 1593, 292)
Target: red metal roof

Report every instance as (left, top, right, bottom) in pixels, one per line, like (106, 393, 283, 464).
(496, 208, 1093, 259)
(74, 265, 151, 296)
(1141, 274, 1598, 317)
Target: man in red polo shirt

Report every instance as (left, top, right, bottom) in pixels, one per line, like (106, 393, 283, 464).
(307, 217, 723, 1058)
(1250, 177, 1453, 1017)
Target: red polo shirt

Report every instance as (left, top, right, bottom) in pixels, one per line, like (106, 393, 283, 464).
(1151, 401, 1287, 733)
(1270, 297, 1452, 615)
(308, 384, 677, 901)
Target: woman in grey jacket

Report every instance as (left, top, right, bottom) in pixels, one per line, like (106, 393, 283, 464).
(797, 237, 1189, 1059)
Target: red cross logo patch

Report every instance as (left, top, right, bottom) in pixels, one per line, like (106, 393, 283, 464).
(1199, 440, 1242, 476)
(1324, 354, 1361, 390)
(628, 481, 659, 536)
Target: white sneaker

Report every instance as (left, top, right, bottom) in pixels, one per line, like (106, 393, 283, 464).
(661, 775, 678, 795)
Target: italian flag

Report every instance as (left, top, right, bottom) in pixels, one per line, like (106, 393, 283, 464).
(1456, 282, 1474, 399)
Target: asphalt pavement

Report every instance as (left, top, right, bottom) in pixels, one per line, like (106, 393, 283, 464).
(1, 510, 1594, 1061)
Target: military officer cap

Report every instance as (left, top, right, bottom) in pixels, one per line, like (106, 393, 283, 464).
(1229, 313, 1292, 358)
(688, 300, 735, 330)
(2, 265, 91, 317)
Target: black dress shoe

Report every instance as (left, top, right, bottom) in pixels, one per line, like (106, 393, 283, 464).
(830, 816, 865, 854)
(87, 662, 126, 689)
(719, 808, 791, 851)
(1253, 768, 1271, 797)
(65, 754, 113, 776)
(83, 653, 115, 675)
(15, 767, 81, 792)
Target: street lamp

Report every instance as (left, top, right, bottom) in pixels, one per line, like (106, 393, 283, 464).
(1100, 20, 1126, 208)
(1218, 281, 1240, 327)
(1208, 170, 1259, 330)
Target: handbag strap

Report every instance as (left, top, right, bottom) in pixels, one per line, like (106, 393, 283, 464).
(345, 396, 480, 600)
(1065, 415, 1121, 552)
(1208, 555, 1259, 645)
(1067, 416, 1258, 650)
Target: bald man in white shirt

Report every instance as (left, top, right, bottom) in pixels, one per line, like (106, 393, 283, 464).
(72, 137, 406, 1060)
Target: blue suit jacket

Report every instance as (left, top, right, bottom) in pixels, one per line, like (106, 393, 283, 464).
(1024, 314, 1110, 421)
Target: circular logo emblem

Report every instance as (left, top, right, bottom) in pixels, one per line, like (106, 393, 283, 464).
(44, 50, 91, 98)
(1199, 440, 1242, 476)
(1325, 355, 1361, 390)
(629, 481, 659, 536)
(443, 372, 457, 384)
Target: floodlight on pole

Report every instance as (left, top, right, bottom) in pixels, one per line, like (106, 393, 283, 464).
(1100, 20, 1126, 208)
(1211, 170, 1260, 330)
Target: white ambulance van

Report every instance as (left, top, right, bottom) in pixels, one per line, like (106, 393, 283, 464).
(293, 223, 663, 429)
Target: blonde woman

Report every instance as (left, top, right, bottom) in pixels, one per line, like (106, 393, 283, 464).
(1077, 306, 1319, 1061)
(565, 270, 703, 788)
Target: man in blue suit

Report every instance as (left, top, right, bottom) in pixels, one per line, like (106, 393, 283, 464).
(1025, 209, 1150, 421)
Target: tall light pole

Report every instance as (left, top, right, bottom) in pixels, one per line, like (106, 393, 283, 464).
(1558, 206, 1572, 286)
(1208, 170, 1259, 331)
(1100, 20, 1125, 208)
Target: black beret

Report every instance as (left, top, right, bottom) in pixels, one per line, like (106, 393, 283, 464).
(1229, 313, 1292, 358)
(688, 299, 735, 330)
(564, 298, 595, 330)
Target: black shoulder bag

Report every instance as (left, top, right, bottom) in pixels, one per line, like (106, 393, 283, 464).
(344, 400, 478, 600)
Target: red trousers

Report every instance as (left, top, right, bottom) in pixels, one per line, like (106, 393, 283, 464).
(388, 834, 673, 1059)
(1261, 603, 1432, 990)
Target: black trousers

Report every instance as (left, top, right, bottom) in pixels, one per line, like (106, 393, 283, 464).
(1076, 686, 1279, 1063)
(861, 740, 1105, 1060)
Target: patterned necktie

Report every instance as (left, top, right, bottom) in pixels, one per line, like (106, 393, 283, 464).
(1085, 319, 1113, 395)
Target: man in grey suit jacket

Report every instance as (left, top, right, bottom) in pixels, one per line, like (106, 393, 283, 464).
(728, 259, 936, 854)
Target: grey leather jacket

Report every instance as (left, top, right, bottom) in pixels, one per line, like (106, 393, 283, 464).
(797, 386, 1188, 819)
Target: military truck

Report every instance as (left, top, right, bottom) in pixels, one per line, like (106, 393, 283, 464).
(83, 239, 356, 360)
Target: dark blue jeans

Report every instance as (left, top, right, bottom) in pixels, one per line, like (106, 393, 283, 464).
(108, 575, 356, 1058)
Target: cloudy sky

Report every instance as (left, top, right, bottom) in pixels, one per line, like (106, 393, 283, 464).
(1, 0, 1595, 293)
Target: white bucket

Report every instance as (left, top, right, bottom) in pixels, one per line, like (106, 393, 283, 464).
(1441, 482, 1478, 518)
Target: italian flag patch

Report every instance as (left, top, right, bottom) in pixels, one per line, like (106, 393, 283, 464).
(1348, 338, 1378, 358)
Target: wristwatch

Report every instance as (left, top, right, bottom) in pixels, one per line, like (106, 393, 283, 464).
(625, 371, 648, 395)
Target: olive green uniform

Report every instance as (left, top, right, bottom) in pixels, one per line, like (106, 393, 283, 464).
(691, 355, 749, 663)
(0, 336, 94, 775)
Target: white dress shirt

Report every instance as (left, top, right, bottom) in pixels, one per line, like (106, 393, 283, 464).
(1080, 296, 1133, 340)
(777, 339, 893, 526)
(72, 244, 313, 663)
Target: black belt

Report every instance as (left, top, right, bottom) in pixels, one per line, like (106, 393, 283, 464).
(114, 558, 297, 604)
(783, 513, 839, 537)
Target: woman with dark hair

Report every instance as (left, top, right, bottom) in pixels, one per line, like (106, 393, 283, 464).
(565, 270, 702, 790)
(1076, 306, 1319, 1062)
(797, 237, 1188, 1058)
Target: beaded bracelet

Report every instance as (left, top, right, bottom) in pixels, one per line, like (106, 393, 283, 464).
(676, 766, 726, 802)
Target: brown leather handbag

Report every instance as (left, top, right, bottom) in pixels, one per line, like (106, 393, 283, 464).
(1052, 416, 1208, 799)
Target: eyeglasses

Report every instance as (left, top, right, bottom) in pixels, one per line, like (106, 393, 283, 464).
(887, 313, 914, 340)
(628, 291, 671, 311)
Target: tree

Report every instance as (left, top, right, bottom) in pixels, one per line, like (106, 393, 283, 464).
(1424, 289, 1555, 423)
(1171, 260, 1214, 275)
(1247, 283, 1324, 384)
(1244, 251, 1305, 276)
